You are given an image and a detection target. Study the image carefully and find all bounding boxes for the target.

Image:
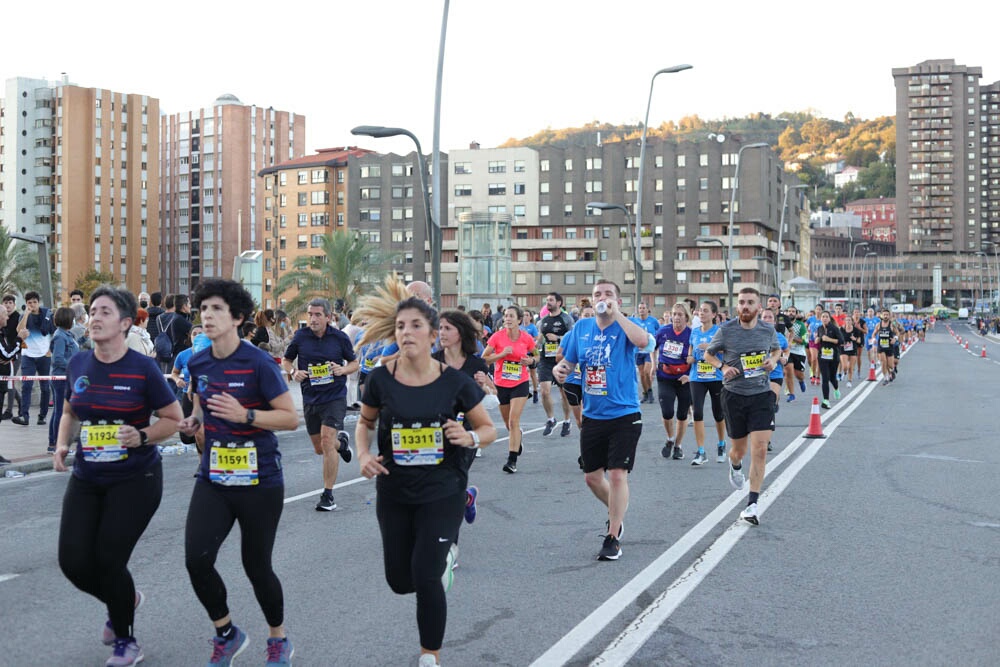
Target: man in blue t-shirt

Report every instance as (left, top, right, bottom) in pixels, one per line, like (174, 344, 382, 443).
(13, 291, 55, 426)
(554, 280, 649, 562)
(283, 298, 358, 511)
(629, 302, 662, 404)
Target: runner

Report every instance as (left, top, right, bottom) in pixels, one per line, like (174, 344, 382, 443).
(815, 310, 844, 408)
(759, 308, 788, 444)
(806, 305, 823, 385)
(651, 302, 692, 460)
(53, 286, 182, 667)
(870, 309, 898, 385)
(557, 303, 595, 436)
(840, 316, 864, 387)
(686, 300, 727, 465)
(630, 302, 662, 404)
(355, 295, 496, 667)
(434, 310, 497, 525)
(282, 298, 358, 512)
(483, 305, 537, 474)
(783, 306, 808, 402)
(704, 287, 781, 526)
(535, 292, 575, 438)
(553, 279, 649, 560)
(178, 279, 299, 666)
(521, 309, 540, 403)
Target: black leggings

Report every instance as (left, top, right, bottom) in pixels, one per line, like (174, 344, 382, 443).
(376, 490, 465, 651)
(657, 377, 692, 420)
(185, 481, 285, 627)
(59, 462, 163, 640)
(819, 358, 839, 400)
(690, 381, 724, 423)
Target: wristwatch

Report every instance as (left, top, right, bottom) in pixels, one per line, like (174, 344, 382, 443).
(139, 430, 148, 446)
(245, 408, 256, 425)
(469, 430, 481, 448)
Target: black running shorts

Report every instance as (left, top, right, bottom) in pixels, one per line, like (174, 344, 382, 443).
(580, 412, 642, 473)
(721, 389, 775, 440)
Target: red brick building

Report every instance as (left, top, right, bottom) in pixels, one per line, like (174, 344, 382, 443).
(847, 198, 896, 244)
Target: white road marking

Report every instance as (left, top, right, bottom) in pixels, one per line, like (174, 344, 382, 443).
(0, 573, 19, 583)
(903, 453, 984, 464)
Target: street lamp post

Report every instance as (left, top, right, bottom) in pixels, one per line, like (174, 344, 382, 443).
(587, 202, 639, 309)
(351, 125, 440, 307)
(695, 236, 731, 307)
(725, 141, 769, 306)
(777, 183, 808, 294)
(983, 241, 999, 314)
(975, 251, 988, 317)
(635, 64, 692, 312)
(9, 232, 54, 307)
(848, 241, 868, 310)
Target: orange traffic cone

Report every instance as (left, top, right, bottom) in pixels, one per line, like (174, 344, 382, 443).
(982, 345, 988, 359)
(965, 340, 969, 350)
(804, 397, 826, 438)
(867, 361, 877, 382)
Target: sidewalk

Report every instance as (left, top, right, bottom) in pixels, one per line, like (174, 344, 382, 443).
(0, 380, 306, 477)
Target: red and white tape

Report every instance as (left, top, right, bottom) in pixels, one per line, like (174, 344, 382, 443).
(0, 375, 67, 381)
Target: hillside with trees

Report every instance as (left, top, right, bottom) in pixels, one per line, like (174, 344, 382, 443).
(500, 112, 896, 209)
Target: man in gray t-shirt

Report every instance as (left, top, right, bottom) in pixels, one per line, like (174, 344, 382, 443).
(704, 287, 781, 526)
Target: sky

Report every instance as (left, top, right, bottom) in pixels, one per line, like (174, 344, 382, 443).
(4, 0, 999, 157)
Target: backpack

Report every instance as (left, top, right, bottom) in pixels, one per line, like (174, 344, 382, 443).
(154, 313, 176, 362)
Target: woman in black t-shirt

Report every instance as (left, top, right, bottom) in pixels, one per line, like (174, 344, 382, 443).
(434, 310, 497, 525)
(356, 296, 497, 667)
(816, 311, 844, 409)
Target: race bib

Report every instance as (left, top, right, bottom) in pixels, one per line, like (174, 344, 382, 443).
(543, 341, 559, 358)
(821, 346, 835, 361)
(585, 365, 608, 395)
(308, 362, 334, 386)
(739, 352, 766, 379)
(696, 361, 718, 381)
(878, 333, 891, 348)
(363, 357, 377, 371)
(662, 340, 684, 359)
(209, 442, 259, 486)
(80, 423, 128, 462)
(501, 360, 523, 382)
(843, 341, 854, 352)
(391, 422, 444, 466)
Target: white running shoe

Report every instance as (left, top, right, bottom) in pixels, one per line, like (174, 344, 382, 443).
(739, 503, 759, 525)
(728, 463, 745, 490)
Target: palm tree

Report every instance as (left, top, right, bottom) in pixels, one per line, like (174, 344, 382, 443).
(0, 227, 40, 299)
(275, 231, 398, 316)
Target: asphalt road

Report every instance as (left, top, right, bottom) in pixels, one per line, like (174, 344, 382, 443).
(1, 326, 997, 666)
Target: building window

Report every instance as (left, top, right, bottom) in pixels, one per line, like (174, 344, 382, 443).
(585, 180, 603, 193)
(360, 187, 380, 200)
(297, 235, 308, 249)
(540, 274, 552, 285)
(514, 183, 526, 195)
(564, 204, 573, 217)
(542, 228, 553, 240)
(566, 228, 577, 239)
(699, 177, 708, 190)
(297, 171, 308, 184)
(297, 192, 308, 206)
(540, 159, 550, 172)
(676, 155, 686, 168)
(360, 164, 381, 178)
(586, 157, 603, 170)
(655, 156, 663, 168)
(564, 159, 573, 171)
(297, 213, 308, 226)
(514, 205, 526, 217)
(677, 202, 686, 214)
(515, 273, 528, 285)
(564, 182, 573, 194)
(542, 251, 554, 261)
(360, 208, 381, 222)
(655, 179, 663, 192)
(311, 234, 325, 248)
(488, 183, 507, 196)
(454, 184, 472, 197)
(311, 191, 329, 205)
(676, 271, 687, 283)
(454, 162, 471, 174)
(654, 203, 663, 215)
(488, 160, 506, 173)
(540, 205, 550, 216)
(584, 227, 595, 239)
(602, 227, 610, 239)
(311, 169, 328, 183)
(564, 274, 577, 285)
(677, 225, 685, 237)
(699, 201, 709, 214)
(311, 213, 327, 226)
(566, 249, 577, 260)
(699, 154, 708, 167)
(540, 182, 550, 194)
(677, 178, 686, 191)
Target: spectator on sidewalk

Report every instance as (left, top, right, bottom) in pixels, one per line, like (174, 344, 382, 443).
(2, 294, 21, 421)
(48, 307, 80, 453)
(12, 291, 55, 427)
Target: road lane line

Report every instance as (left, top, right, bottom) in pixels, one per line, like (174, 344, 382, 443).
(590, 377, 879, 666)
(532, 349, 903, 667)
(0, 573, 19, 583)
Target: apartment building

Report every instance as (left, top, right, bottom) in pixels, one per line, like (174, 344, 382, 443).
(443, 138, 805, 312)
(160, 95, 305, 297)
(1, 76, 160, 298)
(258, 147, 441, 310)
(890, 59, 1000, 306)
(846, 198, 897, 243)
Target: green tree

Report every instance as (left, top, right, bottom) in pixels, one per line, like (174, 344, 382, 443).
(275, 231, 398, 316)
(74, 269, 118, 300)
(0, 227, 40, 299)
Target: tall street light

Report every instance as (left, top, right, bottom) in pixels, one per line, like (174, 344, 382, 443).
(777, 183, 808, 293)
(351, 125, 441, 307)
(725, 141, 769, 306)
(587, 202, 639, 308)
(695, 236, 731, 307)
(983, 241, 999, 313)
(975, 251, 988, 316)
(847, 241, 868, 310)
(635, 64, 692, 310)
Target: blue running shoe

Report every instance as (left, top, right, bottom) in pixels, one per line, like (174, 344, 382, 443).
(265, 637, 294, 666)
(464, 486, 478, 524)
(799, 379, 806, 392)
(208, 627, 248, 666)
(106, 638, 143, 666)
(786, 393, 796, 403)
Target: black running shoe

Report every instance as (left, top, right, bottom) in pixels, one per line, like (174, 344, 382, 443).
(502, 460, 517, 474)
(542, 418, 556, 437)
(337, 431, 353, 463)
(598, 534, 621, 561)
(315, 492, 336, 511)
(560, 421, 571, 437)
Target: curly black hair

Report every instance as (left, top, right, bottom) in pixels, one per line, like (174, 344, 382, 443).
(191, 278, 255, 326)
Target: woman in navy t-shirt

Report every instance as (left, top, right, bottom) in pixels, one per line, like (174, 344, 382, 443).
(177, 279, 299, 665)
(53, 286, 181, 667)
